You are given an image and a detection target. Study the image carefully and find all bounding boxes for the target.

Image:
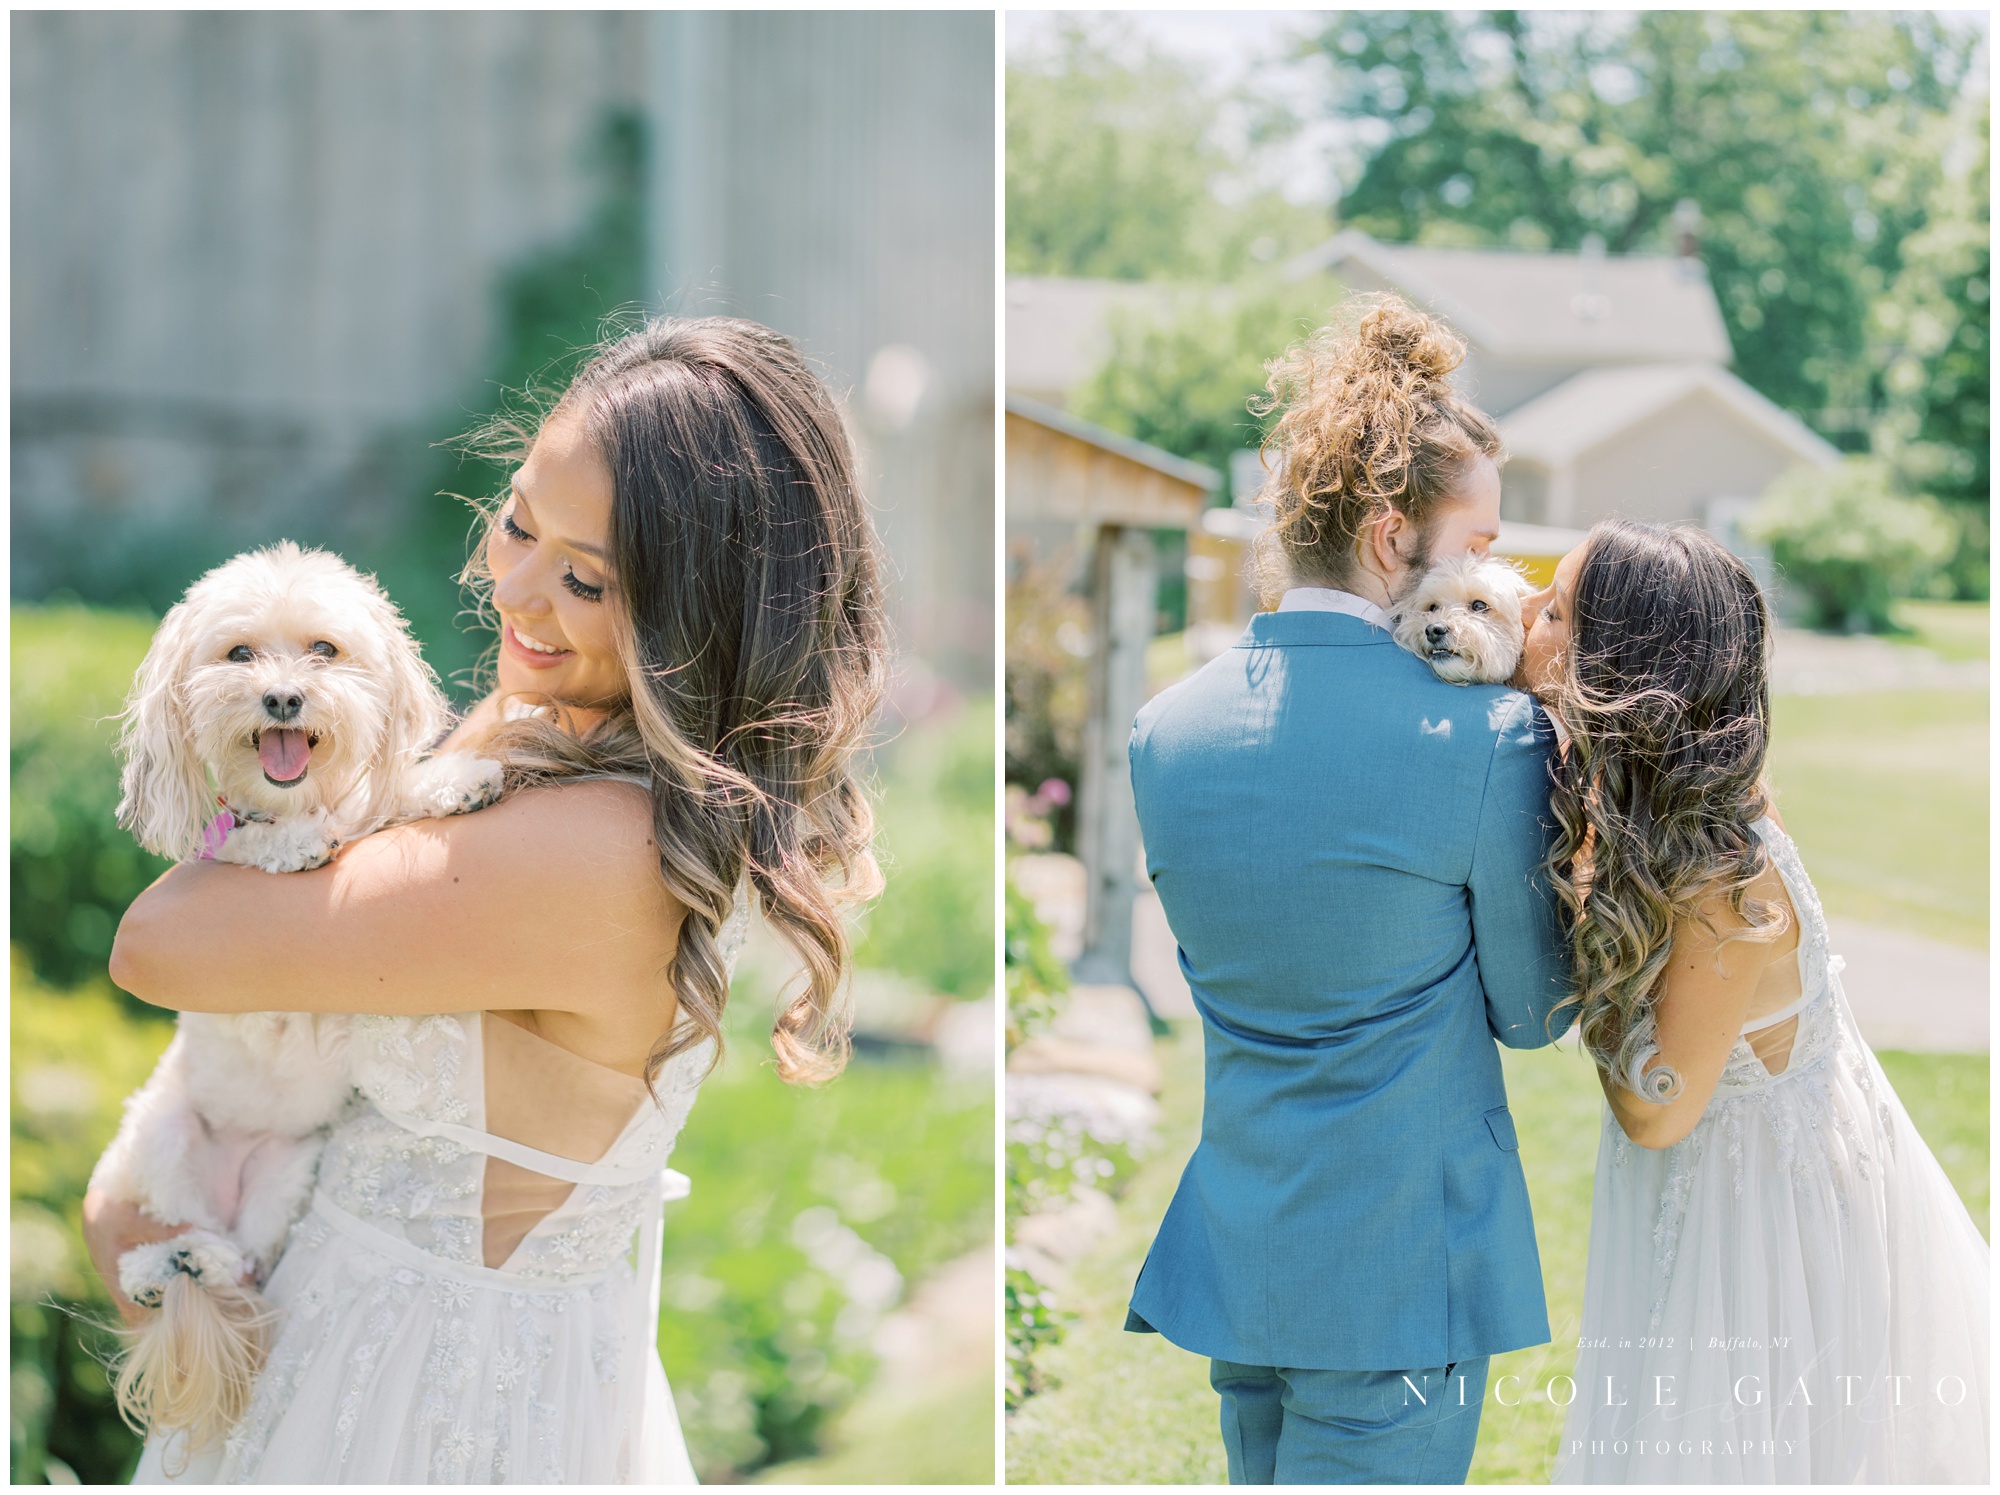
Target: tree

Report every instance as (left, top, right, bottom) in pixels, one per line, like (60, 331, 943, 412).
(1006, 19, 1325, 282)
(1069, 279, 1336, 482)
(1867, 98, 1989, 594)
(1312, 11, 1985, 460)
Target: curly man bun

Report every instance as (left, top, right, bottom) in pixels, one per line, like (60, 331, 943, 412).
(1254, 293, 1504, 599)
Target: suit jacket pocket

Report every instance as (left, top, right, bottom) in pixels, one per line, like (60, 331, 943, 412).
(1484, 1105, 1519, 1152)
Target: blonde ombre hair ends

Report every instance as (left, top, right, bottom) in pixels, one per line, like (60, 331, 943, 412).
(462, 317, 888, 1091)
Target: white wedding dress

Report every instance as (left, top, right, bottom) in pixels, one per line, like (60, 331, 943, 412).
(134, 1007, 711, 1484)
(1556, 817, 1990, 1482)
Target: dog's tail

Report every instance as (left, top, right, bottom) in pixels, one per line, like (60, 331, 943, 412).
(112, 1270, 275, 1462)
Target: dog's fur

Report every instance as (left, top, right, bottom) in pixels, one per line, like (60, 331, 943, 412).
(91, 542, 501, 1453)
(1390, 554, 1532, 686)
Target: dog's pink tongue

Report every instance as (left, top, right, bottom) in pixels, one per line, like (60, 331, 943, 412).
(258, 728, 310, 782)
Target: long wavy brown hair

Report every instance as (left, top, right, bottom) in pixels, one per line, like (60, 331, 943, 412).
(1253, 292, 1503, 600)
(462, 316, 888, 1089)
(1546, 520, 1789, 1092)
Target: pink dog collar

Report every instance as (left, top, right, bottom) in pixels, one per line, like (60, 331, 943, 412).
(196, 806, 236, 861)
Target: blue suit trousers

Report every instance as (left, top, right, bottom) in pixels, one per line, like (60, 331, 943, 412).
(1210, 1356, 1491, 1485)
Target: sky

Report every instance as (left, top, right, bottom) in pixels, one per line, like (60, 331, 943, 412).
(1005, 9, 1351, 204)
(1005, 9, 1318, 84)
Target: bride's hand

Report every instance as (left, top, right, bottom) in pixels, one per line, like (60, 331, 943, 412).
(81, 1188, 187, 1327)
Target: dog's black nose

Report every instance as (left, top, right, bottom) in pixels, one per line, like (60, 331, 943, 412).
(263, 688, 304, 722)
(1424, 623, 1451, 646)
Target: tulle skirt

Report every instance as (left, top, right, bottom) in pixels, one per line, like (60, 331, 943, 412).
(1555, 1021, 1989, 1483)
(133, 1195, 697, 1484)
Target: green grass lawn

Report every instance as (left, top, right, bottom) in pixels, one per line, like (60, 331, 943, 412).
(1004, 1023, 1223, 1485)
(1004, 1022, 1990, 1485)
(1890, 599, 1990, 662)
(1765, 690, 1988, 948)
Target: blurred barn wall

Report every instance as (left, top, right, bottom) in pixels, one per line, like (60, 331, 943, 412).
(11, 11, 993, 687)
(650, 11, 995, 690)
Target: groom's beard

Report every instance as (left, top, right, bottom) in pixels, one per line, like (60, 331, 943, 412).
(1387, 525, 1438, 606)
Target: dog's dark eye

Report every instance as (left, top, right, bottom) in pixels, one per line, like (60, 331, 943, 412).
(310, 641, 339, 659)
(1470, 600, 1489, 613)
(1426, 603, 1439, 612)
(227, 645, 253, 663)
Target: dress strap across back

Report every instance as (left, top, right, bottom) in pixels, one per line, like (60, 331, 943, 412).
(1730, 815, 1812, 1037)
(366, 1108, 664, 1187)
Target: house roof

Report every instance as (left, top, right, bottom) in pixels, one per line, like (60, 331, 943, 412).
(1289, 230, 1733, 365)
(1499, 363, 1842, 470)
(1004, 277, 1182, 400)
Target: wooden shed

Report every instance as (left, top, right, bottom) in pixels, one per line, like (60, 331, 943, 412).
(1005, 396, 1220, 990)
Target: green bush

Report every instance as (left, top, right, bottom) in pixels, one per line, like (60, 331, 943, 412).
(1005, 874, 1070, 1052)
(10, 955, 177, 1484)
(1002, 881, 1116, 1413)
(9, 608, 995, 1483)
(1005, 1267, 1070, 1411)
(1745, 458, 1958, 632)
(851, 698, 995, 1000)
(11, 606, 171, 992)
(8, 955, 993, 1485)
(660, 995, 992, 1478)
(1005, 560, 1088, 855)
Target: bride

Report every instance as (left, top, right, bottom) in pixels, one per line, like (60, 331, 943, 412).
(82, 316, 887, 1482)
(1518, 519, 1989, 1483)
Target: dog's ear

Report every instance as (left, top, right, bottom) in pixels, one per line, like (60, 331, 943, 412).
(371, 588, 449, 773)
(116, 600, 214, 860)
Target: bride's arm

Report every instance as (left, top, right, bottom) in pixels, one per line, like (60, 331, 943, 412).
(107, 781, 682, 1019)
(1599, 894, 1775, 1149)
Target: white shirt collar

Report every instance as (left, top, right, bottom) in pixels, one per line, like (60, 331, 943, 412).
(1276, 586, 1394, 632)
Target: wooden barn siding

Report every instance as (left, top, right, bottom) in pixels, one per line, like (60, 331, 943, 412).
(13, 12, 642, 554)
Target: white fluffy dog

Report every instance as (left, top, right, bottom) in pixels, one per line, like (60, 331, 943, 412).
(1390, 553, 1532, 685)
(90, 542, 501, 1452)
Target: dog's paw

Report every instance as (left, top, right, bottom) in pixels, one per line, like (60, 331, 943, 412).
(454, 756, 504, 813)
(408, 753, 504, 819)
(214, 813, 339, 874)
(299, 835, 341, 870)
(119, 1231, 248, 1308)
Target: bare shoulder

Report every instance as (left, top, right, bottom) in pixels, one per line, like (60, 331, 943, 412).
(1673, 866, 1792, 981)
(462, 778, 660, 890)
(331, 776, 667, 916)
(492, 777, 655, 842)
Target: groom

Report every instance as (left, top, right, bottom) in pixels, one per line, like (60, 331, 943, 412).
(1124, 382, 1570, 1483)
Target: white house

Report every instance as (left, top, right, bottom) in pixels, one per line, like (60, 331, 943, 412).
(1292, 231, 1842, 544)
(1005, 231, 1841, 555)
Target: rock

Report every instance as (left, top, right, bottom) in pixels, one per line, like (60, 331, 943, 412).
(870, 1244, 993, 1388)
(932, 997, 997, 1078)
(1007, 1035, 1161, 1093)
(1053, 984, 1157, 1053)
(1005, 1241, 1071, 1291)
(1013, 1187, 1119, 1271)
(1006, 1071, 1160, 1145)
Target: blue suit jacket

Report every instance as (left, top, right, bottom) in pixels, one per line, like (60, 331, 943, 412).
(1124, 609, 1570, 1371)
